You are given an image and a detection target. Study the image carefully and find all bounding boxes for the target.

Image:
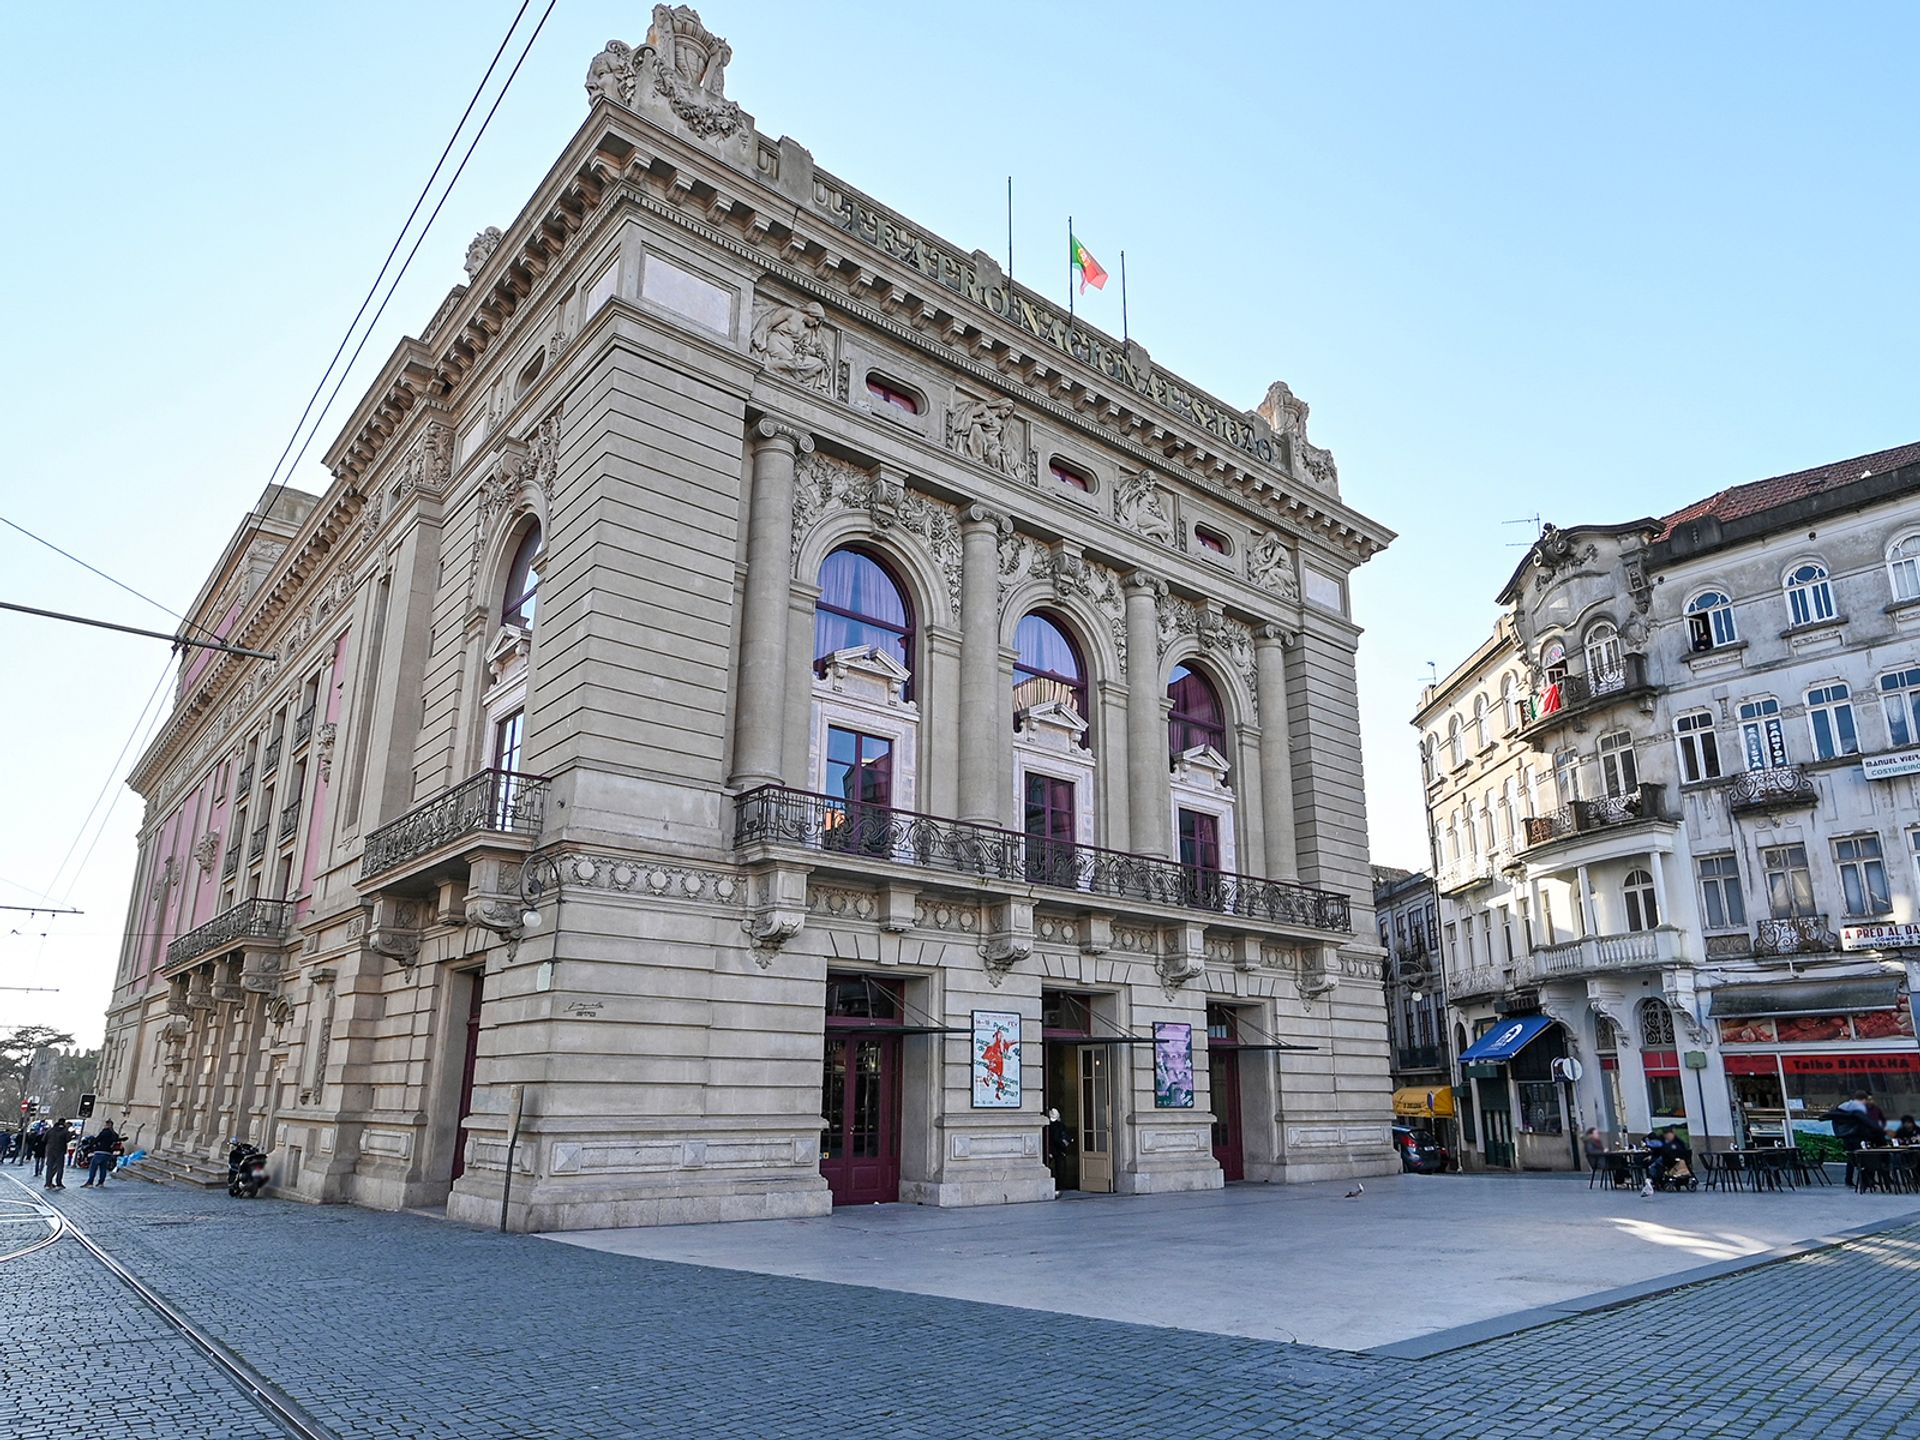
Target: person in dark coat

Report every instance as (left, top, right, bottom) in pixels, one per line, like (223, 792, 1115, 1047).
(42, 1118, 71, 1189)
(27, 1124, 47, 1178)
(82, 1122, 121, 1187)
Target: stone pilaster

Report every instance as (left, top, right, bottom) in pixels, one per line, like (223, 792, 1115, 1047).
(730, 418, 813, 791)
(1254, 626, 1298, 880)
(957, 506, 1006, 826)
(1124, 572, 1169, 856)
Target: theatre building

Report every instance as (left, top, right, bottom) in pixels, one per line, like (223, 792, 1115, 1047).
(94, 9, 1396, 1229)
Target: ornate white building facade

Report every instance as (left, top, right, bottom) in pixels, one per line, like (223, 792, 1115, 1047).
(1419, 445, 1920, 1168)
(96, 9, 1396, 1229)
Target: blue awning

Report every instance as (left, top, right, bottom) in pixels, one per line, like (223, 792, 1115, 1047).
(1459, 1015, 1555, 1064)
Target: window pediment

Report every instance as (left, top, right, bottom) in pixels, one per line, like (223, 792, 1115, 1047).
(817, 643, 913, 709)
(1171, 744, 1232, 792)
(485, 624, 532, 688)
(1014, 698, 1088, 752)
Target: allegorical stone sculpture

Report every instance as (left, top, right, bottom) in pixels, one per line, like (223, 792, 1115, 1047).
(583, 6, 745, 139)
(464, 226, 503, 282)
(1115, 469, 1175, 546)
(750, 299, 831, 391)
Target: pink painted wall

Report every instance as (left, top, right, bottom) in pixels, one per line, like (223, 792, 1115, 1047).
(181, 600, 242, 694)
(295, 628, 351, 923)
(193, 773, 227, 929)
(139, 806, 187, 988)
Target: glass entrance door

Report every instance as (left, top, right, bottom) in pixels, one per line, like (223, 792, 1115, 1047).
(1078, 1044, 1114, 1193)
(820, 1031, 901, 1205)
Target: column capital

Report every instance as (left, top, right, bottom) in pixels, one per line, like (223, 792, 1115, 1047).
(962, 503, 1010, 535)
(1256, 623, 1297, 647)
(1123, 569, 1166, 598)
(751, 416, 815, 455)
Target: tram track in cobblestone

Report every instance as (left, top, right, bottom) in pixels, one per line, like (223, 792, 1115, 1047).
(1, 1172, 339, 1440)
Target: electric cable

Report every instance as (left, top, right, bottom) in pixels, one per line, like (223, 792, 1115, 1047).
(44, 662, 174, 903)
(0, 516, 187, 627)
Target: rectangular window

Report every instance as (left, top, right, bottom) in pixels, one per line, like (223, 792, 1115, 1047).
(826, 727, 894, 857)
(1697, 854, 1747, 930)
(1554, 748, 1581, 803)
(1025, 772, 1077, 886)
(492, 709, 525, 773)
(1177, 808, 1223, 906)
(1675, 710, 1722, 783)
(1833, 834, 1891, 916)
(1880, 667, 1920, 748)
(1737, 698, 1788, 770)
(1761, 843, 1816, 919)
(1806, 683, 1859, 760)
(1517, 1081, 1563, 1135)
(1646, 1075, 1686, 1119)
(1598, 731, 1638, 798)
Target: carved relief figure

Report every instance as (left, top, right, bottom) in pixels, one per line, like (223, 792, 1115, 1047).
(1246, 531, 1300, 600)
(951, 396, 1017, 477)
(1257, 380, 1340, 494)
(646, 5, 745, 137)
(464, 226, 503, 282)
(584, 39, 637, 105)
(1115, 470, 1175, 546)
(750, 300, 831, 390)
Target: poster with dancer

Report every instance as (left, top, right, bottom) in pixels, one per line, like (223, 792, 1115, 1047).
(1154, 1021, 1195, 1108)
(971, 1010, 1022, 1108)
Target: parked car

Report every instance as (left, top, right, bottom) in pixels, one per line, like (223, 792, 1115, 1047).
(1393, 1124, 1450, 1174)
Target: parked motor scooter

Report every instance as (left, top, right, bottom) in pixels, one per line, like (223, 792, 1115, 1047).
(226, 1140, 269, 1198)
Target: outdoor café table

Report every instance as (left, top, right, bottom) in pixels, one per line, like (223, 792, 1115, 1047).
(1732, 1147, 1796, 1191)
(1852, 1147, 1915, 1194)
(1604, 1150, 1654, 1191)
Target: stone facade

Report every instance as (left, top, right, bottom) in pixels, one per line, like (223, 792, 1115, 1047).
(96, 10, 1396, 1230)
(1417, 447, 1920, 1169)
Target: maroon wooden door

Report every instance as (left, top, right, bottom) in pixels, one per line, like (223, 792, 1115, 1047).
(1208, 1004, 1244, 1182)
(450, 970, 484, 1181)
(820, 1031, 901, 1205)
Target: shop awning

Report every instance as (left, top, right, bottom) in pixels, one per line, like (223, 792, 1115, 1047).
(1458, 1015, 1555, 1064)
(1708, 977, 1904, 1018)
(1392, 1085, 1456, 1118)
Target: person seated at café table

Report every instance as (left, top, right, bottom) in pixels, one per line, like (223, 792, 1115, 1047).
(1890, 1114, 1920, 1146)
(1658, 1127, 1693, 1188)
(1639, 1130, 1667, 1192)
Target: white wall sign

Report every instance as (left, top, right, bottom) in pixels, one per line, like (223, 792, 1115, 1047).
(1840, 921, 1920, 951)
(1861, 750, 1920, 781)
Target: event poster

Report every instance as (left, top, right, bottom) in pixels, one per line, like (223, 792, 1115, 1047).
(971, 1011, 1022, 1108)
(1153, 1021, 1195, 1109)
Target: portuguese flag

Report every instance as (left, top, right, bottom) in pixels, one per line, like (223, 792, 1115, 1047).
(1070, 233, 1108, 293)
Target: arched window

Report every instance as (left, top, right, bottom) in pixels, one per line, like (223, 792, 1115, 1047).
(502, 525, 542, 629)
(1888, 534, 1920, 602)
(1685, 589, 1736, 651)
(1541, 639, 1568, 685)
(1637, 997, 1675, 1048)
(1420, 736, 1435, 785)
(1448, 716, 1465, 768)
(815, 549, 914, 685)
(1167, 663, 1227, 758)
(1594, 1015, 1618, 1053)
(1013, 613, 1088, 740)
(1500, 674, 1517, 732)
(1784, 561, 1835, 627)
(1473, 695, 1490, 751)
(1623, 868, 1660, 931)
(1584, 622, 1622, 686)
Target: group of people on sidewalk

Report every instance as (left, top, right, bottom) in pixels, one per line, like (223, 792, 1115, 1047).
(4, 1117, 124, 1189)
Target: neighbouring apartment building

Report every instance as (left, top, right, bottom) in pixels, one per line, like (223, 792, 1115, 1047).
(1372, 867, 1452, 1143)
(1418, 444, 1920, 1169)
(94, 10, 1396, 1230)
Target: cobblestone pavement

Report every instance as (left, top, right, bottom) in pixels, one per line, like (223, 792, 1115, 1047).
(4, 1174, 1919, 1440)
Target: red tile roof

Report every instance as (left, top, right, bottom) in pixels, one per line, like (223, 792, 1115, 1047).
(1657, 440, 1920, 540)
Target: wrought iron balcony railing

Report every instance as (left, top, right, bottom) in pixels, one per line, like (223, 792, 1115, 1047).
(278, 798, 302, 841)
(263, 736, 284, 772)
(1522, 785, 1668, 849)
(360, 767, 550, 882)
(294, 705, 316, 747)
(734, 785, 1353, 933)
(166, 897, 294, 970)
(248, 822, 270, 862)
(1755, 915, 1837, 956)
(1519, 654, 1652, 739)
(235, 764, 255, 796)
(1729, 765, 1817, 813)
(221, 845, 241, 880)
(1394, 1044, 1444, 1073)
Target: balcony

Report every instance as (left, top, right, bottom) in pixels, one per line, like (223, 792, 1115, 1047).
(359, 768, 550, 886)
(263, 736, 284, 772)
(235, 763, 255, 796)
(221, 845, 241, 880)
(165, 897, 293, 972)
(1728, 765, 1817, 814)
(278, 797, 302, 842)
(1516, 654, 1653, 745)
(294, 705, 316, 748)
(1522, 785, 1669, 852)
(248, 822, 270, 862)
(1535, 926, 1680, 979)
(1394, 1044, 1445, 1073)
(733, 785, 1353, 934)
(1436, 854, 1497, 896)
(1755, 915, 1839, 957)
(1447, 965, 1502, 1000)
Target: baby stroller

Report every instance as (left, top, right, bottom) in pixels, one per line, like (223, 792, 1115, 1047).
(1656, 1156, 1698, 1192)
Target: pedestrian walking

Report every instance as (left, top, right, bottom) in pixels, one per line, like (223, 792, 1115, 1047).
(27, 1124, 46, 1178)
(42, 1118, 71, 1189)
(82, 1122, 121, 1187)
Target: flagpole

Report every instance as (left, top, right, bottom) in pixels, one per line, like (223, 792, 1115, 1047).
(1067, 215, 1075, 320)
(1006, 176, 1014, 284)
(1121, 250, 1129, 344)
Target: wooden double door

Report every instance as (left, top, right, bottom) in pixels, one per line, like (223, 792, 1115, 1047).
(820, 1029, 902, 1206)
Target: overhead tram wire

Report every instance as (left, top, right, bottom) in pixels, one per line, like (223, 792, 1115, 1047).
(31, 5, 546, 917)
(44, 660, 175, 904)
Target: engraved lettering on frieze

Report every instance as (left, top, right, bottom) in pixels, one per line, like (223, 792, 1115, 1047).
(947, 394, 1023, 480)
(750, 299, 833, 393)
(464, 226, 503, 283)
(1115, 470, 1175, 547)
(1246, 532, 1300, 602)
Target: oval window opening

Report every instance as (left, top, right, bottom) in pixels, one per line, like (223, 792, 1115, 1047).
(865, 374, 921, 414)
(1195, 526, 1229, 555)
(1049, 457, 1092, 492)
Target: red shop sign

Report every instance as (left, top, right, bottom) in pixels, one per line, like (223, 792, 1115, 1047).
(1641, 1049, 1680, 1076)
(1724, 1054, 1779, 1075)
(1782, 1052, 1920, 1075)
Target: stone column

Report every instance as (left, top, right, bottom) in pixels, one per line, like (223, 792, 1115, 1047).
(1577, 865, 1598, 939)
(730, 419, 813, 791)
(1254, 626, 1299, 880)
(1648, 848, 1669, 930)
(957, 506, 1006, 826)
(1124, 573, 1169, 856)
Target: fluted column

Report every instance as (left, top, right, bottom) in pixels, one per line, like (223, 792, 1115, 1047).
(731, 418, 813, 791)
(1255, 625, 1299, 880)
(1124, 572, 1169, 857)
(957, 506, 1006, 826)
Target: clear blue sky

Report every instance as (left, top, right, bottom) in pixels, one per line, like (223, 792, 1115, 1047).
(4, 3, 1917, 1045)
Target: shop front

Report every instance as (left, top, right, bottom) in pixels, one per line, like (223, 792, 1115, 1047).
(1458, 1015, 1576, 1170)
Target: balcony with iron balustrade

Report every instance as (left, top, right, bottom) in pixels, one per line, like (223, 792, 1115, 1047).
(358, 767, 550, 892)
(164, 897, 294, 975)
(1435, 853, 1497, 897)
(248, 822, 270, 863)
(1393, 1043, 1445, 1074)
(293, 705, 316, 748)
(221, 844, 241, 880)
(263, 735, 284, 772)
(1754, 915, 1839, 957)
(732, 785, 1354, 938)
(1521, 784, 1671, 859)
(1515, 653, 1653, 748)
(277, 797, 302, 843)
(1445, 964, 1503, 1000)
(1728, 765, 1818, 815)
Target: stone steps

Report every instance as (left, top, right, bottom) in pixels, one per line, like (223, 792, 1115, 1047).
(123, 1150, 229, 1189)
